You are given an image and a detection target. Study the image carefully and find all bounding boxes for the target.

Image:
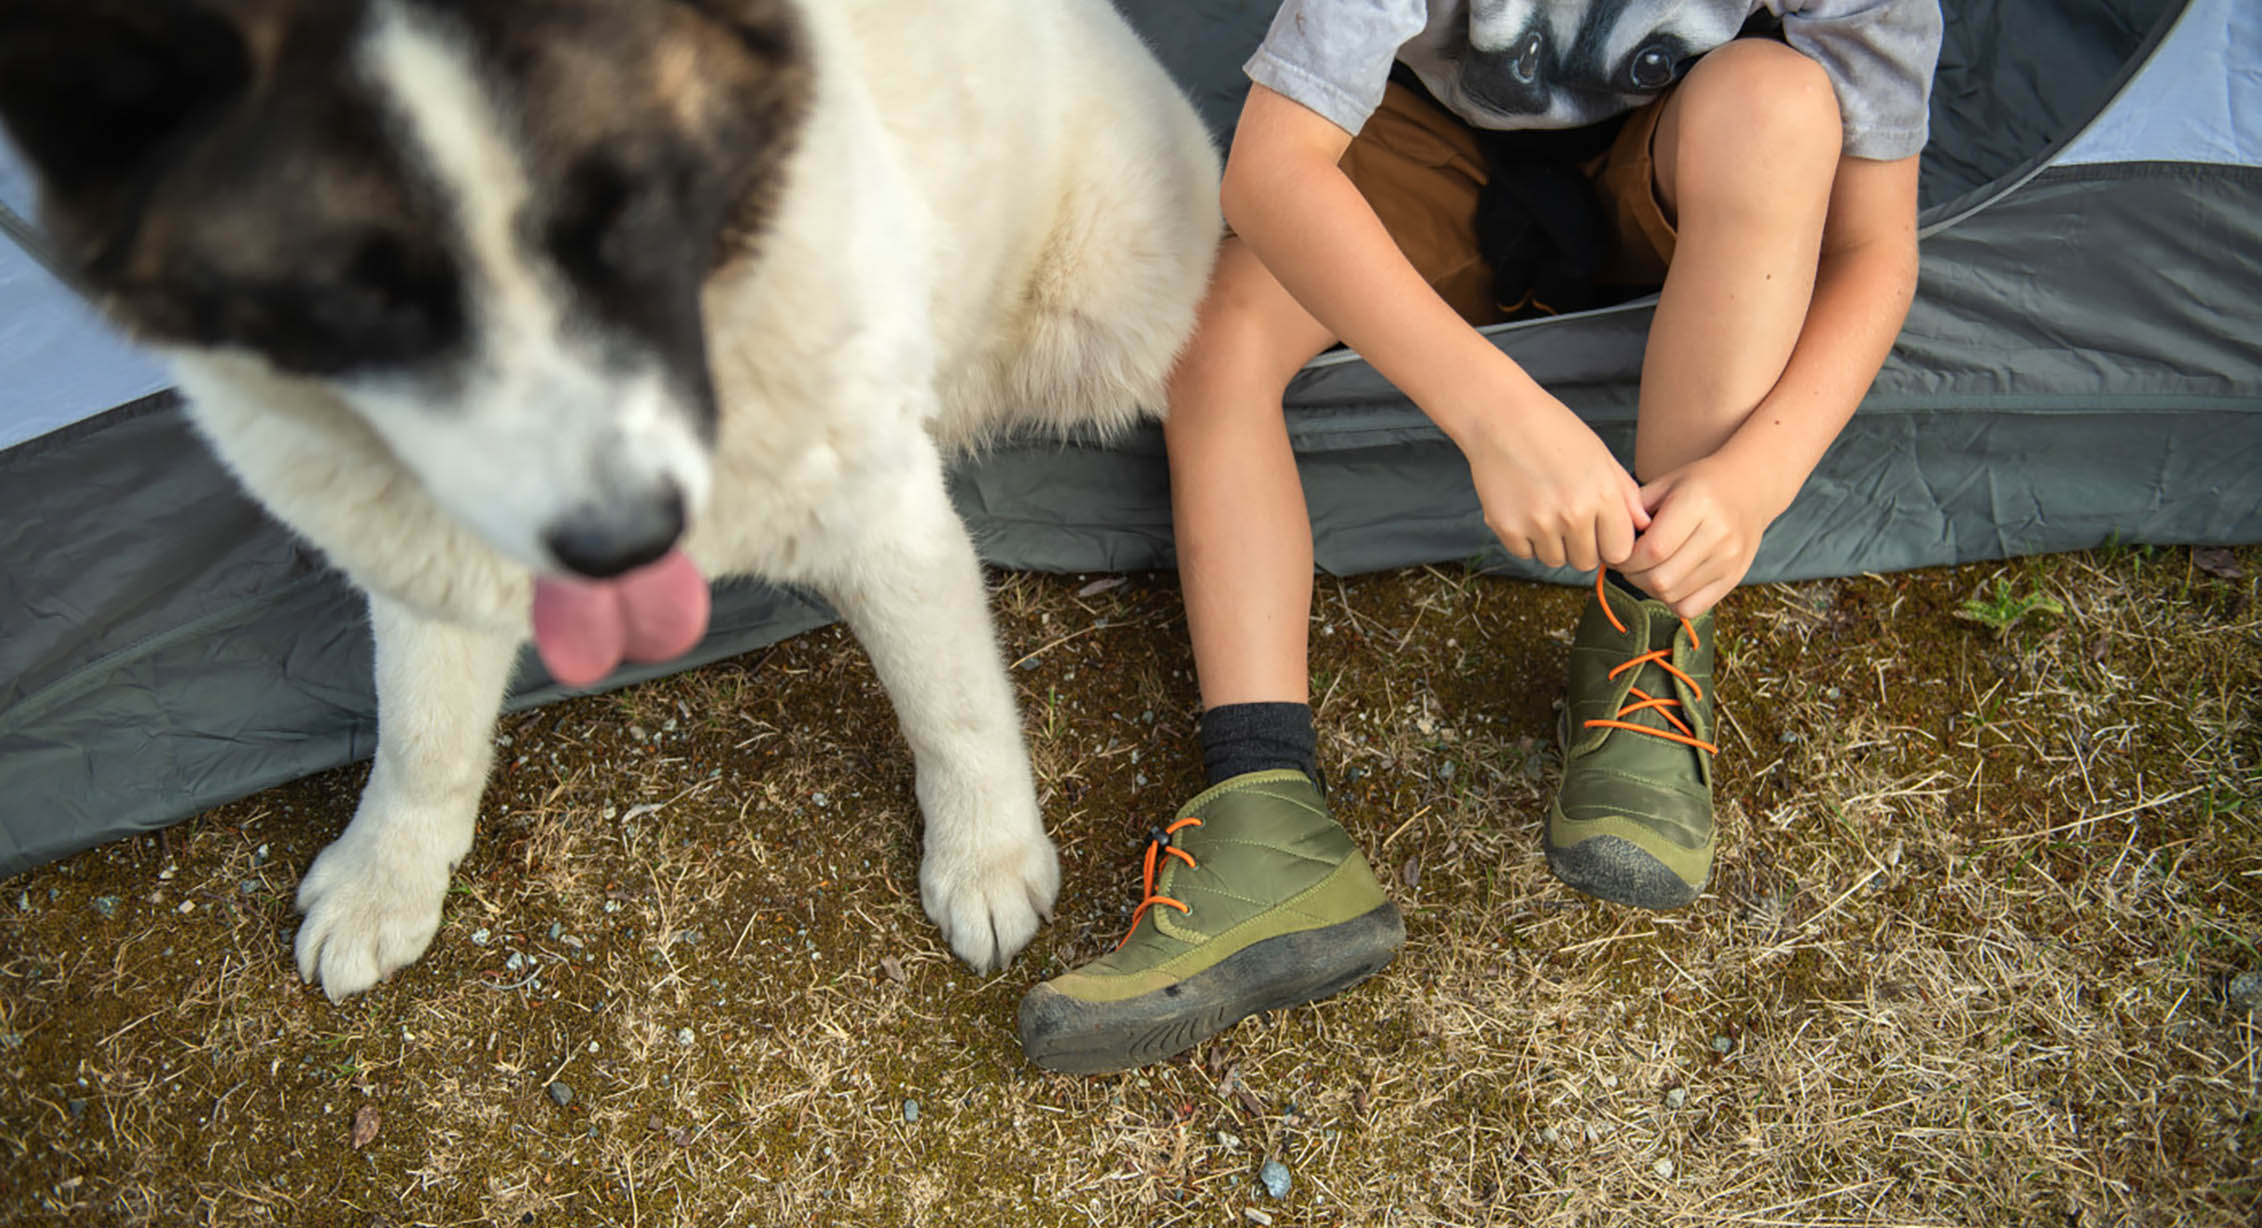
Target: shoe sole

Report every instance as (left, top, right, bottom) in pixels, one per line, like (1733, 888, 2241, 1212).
(1018, 902, 1406, 1075)
(1544, 830, 1700, 910)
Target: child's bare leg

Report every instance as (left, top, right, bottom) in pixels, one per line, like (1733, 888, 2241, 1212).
(1166, 237, 1338, 708)
(1636, 39, 1844, 477)
(1549, 41, 1847, 912)
(1017, 238, 1404, 1076)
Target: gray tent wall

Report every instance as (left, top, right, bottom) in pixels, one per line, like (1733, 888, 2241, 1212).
(2, 0, 2257, 877)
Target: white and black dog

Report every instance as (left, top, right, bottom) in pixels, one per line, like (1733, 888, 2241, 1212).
(0, 0, 1219, 998)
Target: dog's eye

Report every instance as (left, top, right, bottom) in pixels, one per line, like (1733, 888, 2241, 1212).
(552, 159, 634, 256)
(1626, 42, 1678, 91)
(1510, 30, 1543, 85)
(229, 233, 461, 374)
(547, 154, 687, 287)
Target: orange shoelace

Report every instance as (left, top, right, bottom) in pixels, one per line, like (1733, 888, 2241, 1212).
(1583, 572, 1720, 755)
(1114, 816, 1204, 950)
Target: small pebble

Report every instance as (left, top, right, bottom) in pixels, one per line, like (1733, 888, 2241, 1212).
(902, 1099, 919, 1123)
(1244, 1210, 1274, 1226)
(1711, 1035, 1735, 1054)
(471, 927, 491, 947)
(66, 1099, 86, 1121)
(176, 900, 195, 914)
(16, 891, 30, 912)
(549, 922, 564, 941)
(1438, 761, 1457, 781)
(1665, 1087, 1687, 1110)
(677, 1027, 695, 1048)
(812, 792, 829, 807)
(1217, 1130, 1241, 1150)
(505, 953, 525, 972)
(1654, 1158, 1676, 1179)
(547, 1082, 573, 1107)
(1259, 1159, 1292, 1199)
(92, 897, 119, 919)
(240, 880, 260, 896)
(252, 844, 270, 867)
(2229, 970, 2262, 1014)
(1540, 1126, 1561, 1144)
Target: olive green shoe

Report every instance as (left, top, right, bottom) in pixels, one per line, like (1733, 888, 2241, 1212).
(1547, 576, 1720, 910)
(1018, 770, 1403, 1075)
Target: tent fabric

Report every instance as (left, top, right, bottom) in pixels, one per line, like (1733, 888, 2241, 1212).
(2055, 0, 2261, 168)
(3, 0, 2259, 878)
(0, 158, 169, 452)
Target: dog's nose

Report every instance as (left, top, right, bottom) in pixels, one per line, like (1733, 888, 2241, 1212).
(543, 485, 685, 579)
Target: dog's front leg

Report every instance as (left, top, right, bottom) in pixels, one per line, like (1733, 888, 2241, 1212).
(803, 453, 1059, 973)
(294, 593, 518, 1000)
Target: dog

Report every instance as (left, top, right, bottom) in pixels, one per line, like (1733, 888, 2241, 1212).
(0, 0, 1220, 999)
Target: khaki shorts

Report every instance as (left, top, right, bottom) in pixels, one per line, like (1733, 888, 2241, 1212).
(1339, 79, 1676, 326)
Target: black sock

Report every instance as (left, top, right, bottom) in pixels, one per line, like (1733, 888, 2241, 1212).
(1198, 702, 1319, 786)
(1606, 568, 1657, 604)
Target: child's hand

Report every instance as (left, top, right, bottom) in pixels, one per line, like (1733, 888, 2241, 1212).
(1620, 454, 1787, 617)
(1458, 394, 1649, 573)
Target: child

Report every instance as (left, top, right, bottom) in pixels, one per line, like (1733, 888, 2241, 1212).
(1020, 0, 1941, 1074)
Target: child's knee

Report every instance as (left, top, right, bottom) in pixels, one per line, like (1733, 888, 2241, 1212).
(1168, 257, 1331, 410)
(1672, 42, 1842, 193)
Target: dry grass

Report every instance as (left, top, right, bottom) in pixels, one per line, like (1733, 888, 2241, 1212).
(2, 545, 2256, 1227)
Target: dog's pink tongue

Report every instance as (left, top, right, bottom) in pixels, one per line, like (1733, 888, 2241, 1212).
(531, 550, 711, 688)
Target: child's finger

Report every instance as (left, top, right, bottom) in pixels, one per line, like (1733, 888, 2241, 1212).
(1643, 526, 1726, 603)
(1566, 525, 1601, 574)
(1636, 474, 1677, 518)
(1626, 501, 1700, 573)
(1597, 503, 1638, 567)
(1626, 477, 1657, 531)
(1533, 530, 1568, 570)
(1677, 574, 1740, 621)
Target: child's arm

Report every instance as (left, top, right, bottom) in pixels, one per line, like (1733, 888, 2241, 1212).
(1224, 84, 1650, 574)
(1621, 152, 1922, 616)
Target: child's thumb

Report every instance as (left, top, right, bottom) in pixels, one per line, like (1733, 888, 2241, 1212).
(1630, 476, 1668, 528)
(1646, 474, 1682, 520)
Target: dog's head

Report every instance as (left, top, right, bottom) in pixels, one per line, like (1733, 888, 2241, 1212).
(0, 0, 810, 577)
(1461, 0, 1743, 125)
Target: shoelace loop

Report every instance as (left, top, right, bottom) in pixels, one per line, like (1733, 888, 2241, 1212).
(1584, 572, 1720, 755)
(1114, 816, 1204, 950)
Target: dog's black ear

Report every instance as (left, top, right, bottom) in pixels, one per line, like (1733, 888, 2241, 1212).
(0, 0, 250, 214)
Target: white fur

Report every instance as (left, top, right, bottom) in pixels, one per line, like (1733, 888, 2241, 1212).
(338, 4, 714, 570)
(169, 0, 1219, 999)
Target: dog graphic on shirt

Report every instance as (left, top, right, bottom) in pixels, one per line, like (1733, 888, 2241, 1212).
(1454, 0, 1749, 126)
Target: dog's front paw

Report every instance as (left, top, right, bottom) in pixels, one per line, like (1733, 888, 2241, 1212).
(294, 822, 457, 1001)
(920, 822, 1060, 973)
